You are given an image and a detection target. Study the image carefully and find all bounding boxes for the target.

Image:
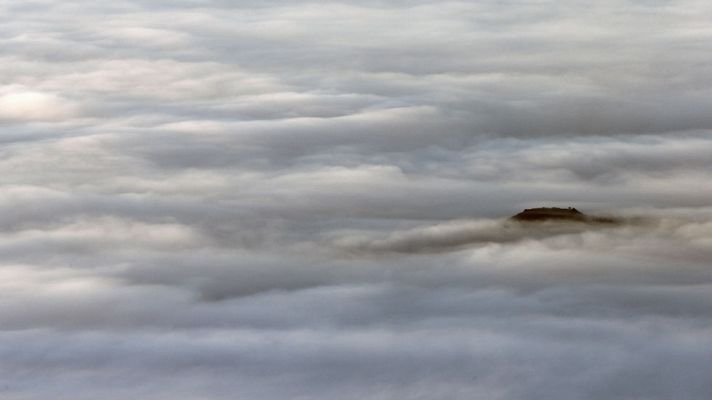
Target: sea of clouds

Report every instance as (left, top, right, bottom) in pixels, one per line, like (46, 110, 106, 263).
(2, 1, 712, 399)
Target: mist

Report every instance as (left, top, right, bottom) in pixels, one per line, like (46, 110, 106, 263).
(2, 1, 712, 399)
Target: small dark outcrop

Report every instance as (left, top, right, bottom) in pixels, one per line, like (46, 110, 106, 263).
(511, 207, 619, 224)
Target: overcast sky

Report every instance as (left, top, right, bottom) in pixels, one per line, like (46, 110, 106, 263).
(2, 1, 712, 399)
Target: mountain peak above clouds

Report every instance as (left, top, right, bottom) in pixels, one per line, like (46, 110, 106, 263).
(511, 207, 619, 224)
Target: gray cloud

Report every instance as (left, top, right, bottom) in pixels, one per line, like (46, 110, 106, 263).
(328, 217, 632, 254)
(2, 0, 712, 399)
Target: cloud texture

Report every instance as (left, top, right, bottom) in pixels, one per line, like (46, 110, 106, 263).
(2, 1, 712, 399)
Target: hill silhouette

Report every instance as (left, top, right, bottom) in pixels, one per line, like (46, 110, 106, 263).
(511, 207, 619, 224)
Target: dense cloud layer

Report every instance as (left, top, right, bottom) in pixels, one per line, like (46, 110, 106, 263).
(2, 1, 712, 399)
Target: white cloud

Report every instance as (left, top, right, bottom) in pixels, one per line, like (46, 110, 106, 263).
(1, 0, 712, 399)
(0, 88, 80, 122)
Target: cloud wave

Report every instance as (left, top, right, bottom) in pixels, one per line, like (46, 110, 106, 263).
(2, 1, 712, 399)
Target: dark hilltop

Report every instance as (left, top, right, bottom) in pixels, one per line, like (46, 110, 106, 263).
(511, 207, 620, 224)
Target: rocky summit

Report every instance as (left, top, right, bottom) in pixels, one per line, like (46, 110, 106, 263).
(511, 207, 618, 223)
